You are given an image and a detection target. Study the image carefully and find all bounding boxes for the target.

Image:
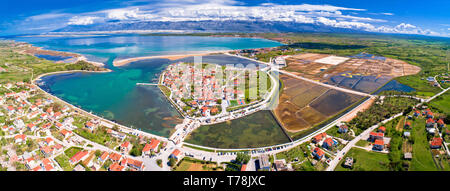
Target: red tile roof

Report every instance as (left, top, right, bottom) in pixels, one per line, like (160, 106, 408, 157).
(171, 149, 181, 157)
(109, 153, 122, 161)
(431, 137, 443, 146)
(374, 139, 384, 146)
(313, 147, 324, 156)
(109, 162, 124, 171)
(324, 138, 333, 146)
(99, 152, 109, 161)
(14, 134, 26, 140)
(379, 126, 386, 132)
(313, 132, 327, 141)
(143, 139, 160, 152)
(70, 150, 89, 163)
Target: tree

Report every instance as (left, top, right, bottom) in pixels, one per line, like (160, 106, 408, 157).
(169, 157, 177, 167)
(235, 152, 250, 164)
(156, 159, 162, 167)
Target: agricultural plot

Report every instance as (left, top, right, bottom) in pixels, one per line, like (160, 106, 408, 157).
(283, 52, 420, 94)
(309, 89, 364, 116)
(273, 75, 364, 135)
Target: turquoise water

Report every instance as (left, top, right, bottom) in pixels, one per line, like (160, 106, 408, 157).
(21, 34, 282, 137)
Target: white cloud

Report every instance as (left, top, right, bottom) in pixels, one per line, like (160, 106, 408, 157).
(23, 1, 445, 37)
(68, 16, 99, 25)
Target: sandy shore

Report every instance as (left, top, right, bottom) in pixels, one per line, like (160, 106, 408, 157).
(112, 50, 229, 67)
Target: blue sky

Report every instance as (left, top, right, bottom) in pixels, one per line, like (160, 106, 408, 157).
(1, 0, 449, 37)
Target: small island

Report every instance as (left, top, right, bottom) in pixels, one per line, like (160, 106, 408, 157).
(159, 61, 275, 124)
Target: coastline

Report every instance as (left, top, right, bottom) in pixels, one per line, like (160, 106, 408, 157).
(32, 70, 170, 142)
(112, 50, 230, 67)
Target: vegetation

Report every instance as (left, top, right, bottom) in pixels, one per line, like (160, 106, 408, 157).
(336, 147, 390, 171)
(348, 97, 418, 133)
(0, 42, 105, 83)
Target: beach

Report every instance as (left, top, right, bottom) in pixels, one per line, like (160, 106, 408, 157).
(112, 50, 229, 67)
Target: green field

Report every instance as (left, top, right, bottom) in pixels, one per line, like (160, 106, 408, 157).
(429, 91, 450, 116)
(335, 147, 390, 171)
(0, 42, 105, 83)
(409, 117, 439, 171)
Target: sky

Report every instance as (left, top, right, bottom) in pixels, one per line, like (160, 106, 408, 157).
(1, 0, 449, 37)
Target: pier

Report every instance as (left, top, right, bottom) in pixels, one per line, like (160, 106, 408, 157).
(136, 83, 159, 86)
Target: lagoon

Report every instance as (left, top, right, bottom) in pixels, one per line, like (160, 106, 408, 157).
(23, 34, 282, 137)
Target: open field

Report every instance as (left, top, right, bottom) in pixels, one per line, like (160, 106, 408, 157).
(335, 147, 390, 171)
(409, 117, 439, 171)
(174, 158, 222, 171)
(429, 91, 450, 115)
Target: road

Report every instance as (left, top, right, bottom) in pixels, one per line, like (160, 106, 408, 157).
(325, 113, 403, 171)
(327, 87, 450, 171)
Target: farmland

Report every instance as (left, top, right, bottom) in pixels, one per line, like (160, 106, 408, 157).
(273, 74, 364, 136)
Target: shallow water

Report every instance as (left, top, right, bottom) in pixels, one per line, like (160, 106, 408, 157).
(25, 34, 282, 137)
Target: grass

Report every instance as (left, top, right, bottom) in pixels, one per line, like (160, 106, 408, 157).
(335, 147, 390, 171)
(429, 91, 450, 116)
(325, 126, 354, 141)
(54, 154, 73, 171)
(409, 117, 439, 171)
(275, 144, 306, 163)
(64, 147, 84, 158)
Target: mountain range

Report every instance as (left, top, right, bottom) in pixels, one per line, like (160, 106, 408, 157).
(53, 20, 367, 34)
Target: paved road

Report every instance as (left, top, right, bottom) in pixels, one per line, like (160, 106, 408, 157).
(327, 87, 450, 171)
(325, 113, 403, 171)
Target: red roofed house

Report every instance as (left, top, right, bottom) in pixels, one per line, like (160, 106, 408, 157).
(437, 119, 445, 128)
(98, 152, 109, 163)
(322, 138, 335, 150)
(60, 129, 72, 138)
(378, 126, 386, 133)
(312, 132, 327, 143)
(40, 146, 54, 158)
(45, 137, 54, 146)
(27, 123, 37, 131)
(338, 125, 348, 133)
(14, 134, 26, 144)
(430, 137, 443, 149)
(120, 141, 132, 153)
(312, 147, 325, 160)
(109, 153, 122, 162)
(373, 139, 384, 151)
(109, 162, 124, 171)
(369, 132, 384, 142)
(404, 121, 411, 129)
(53, 112, 62, 119)
(426, 118, 435, 128)
(125, 158, 144, 171)
(85, 121, 95, 131)
(69, 150, 89, 165)
(142, 139, 160, 156)
(169, 149, 182, 160)
(41, 158, 55, 171)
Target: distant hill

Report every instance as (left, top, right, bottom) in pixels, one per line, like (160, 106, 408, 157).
(53, 20, 367, 34)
